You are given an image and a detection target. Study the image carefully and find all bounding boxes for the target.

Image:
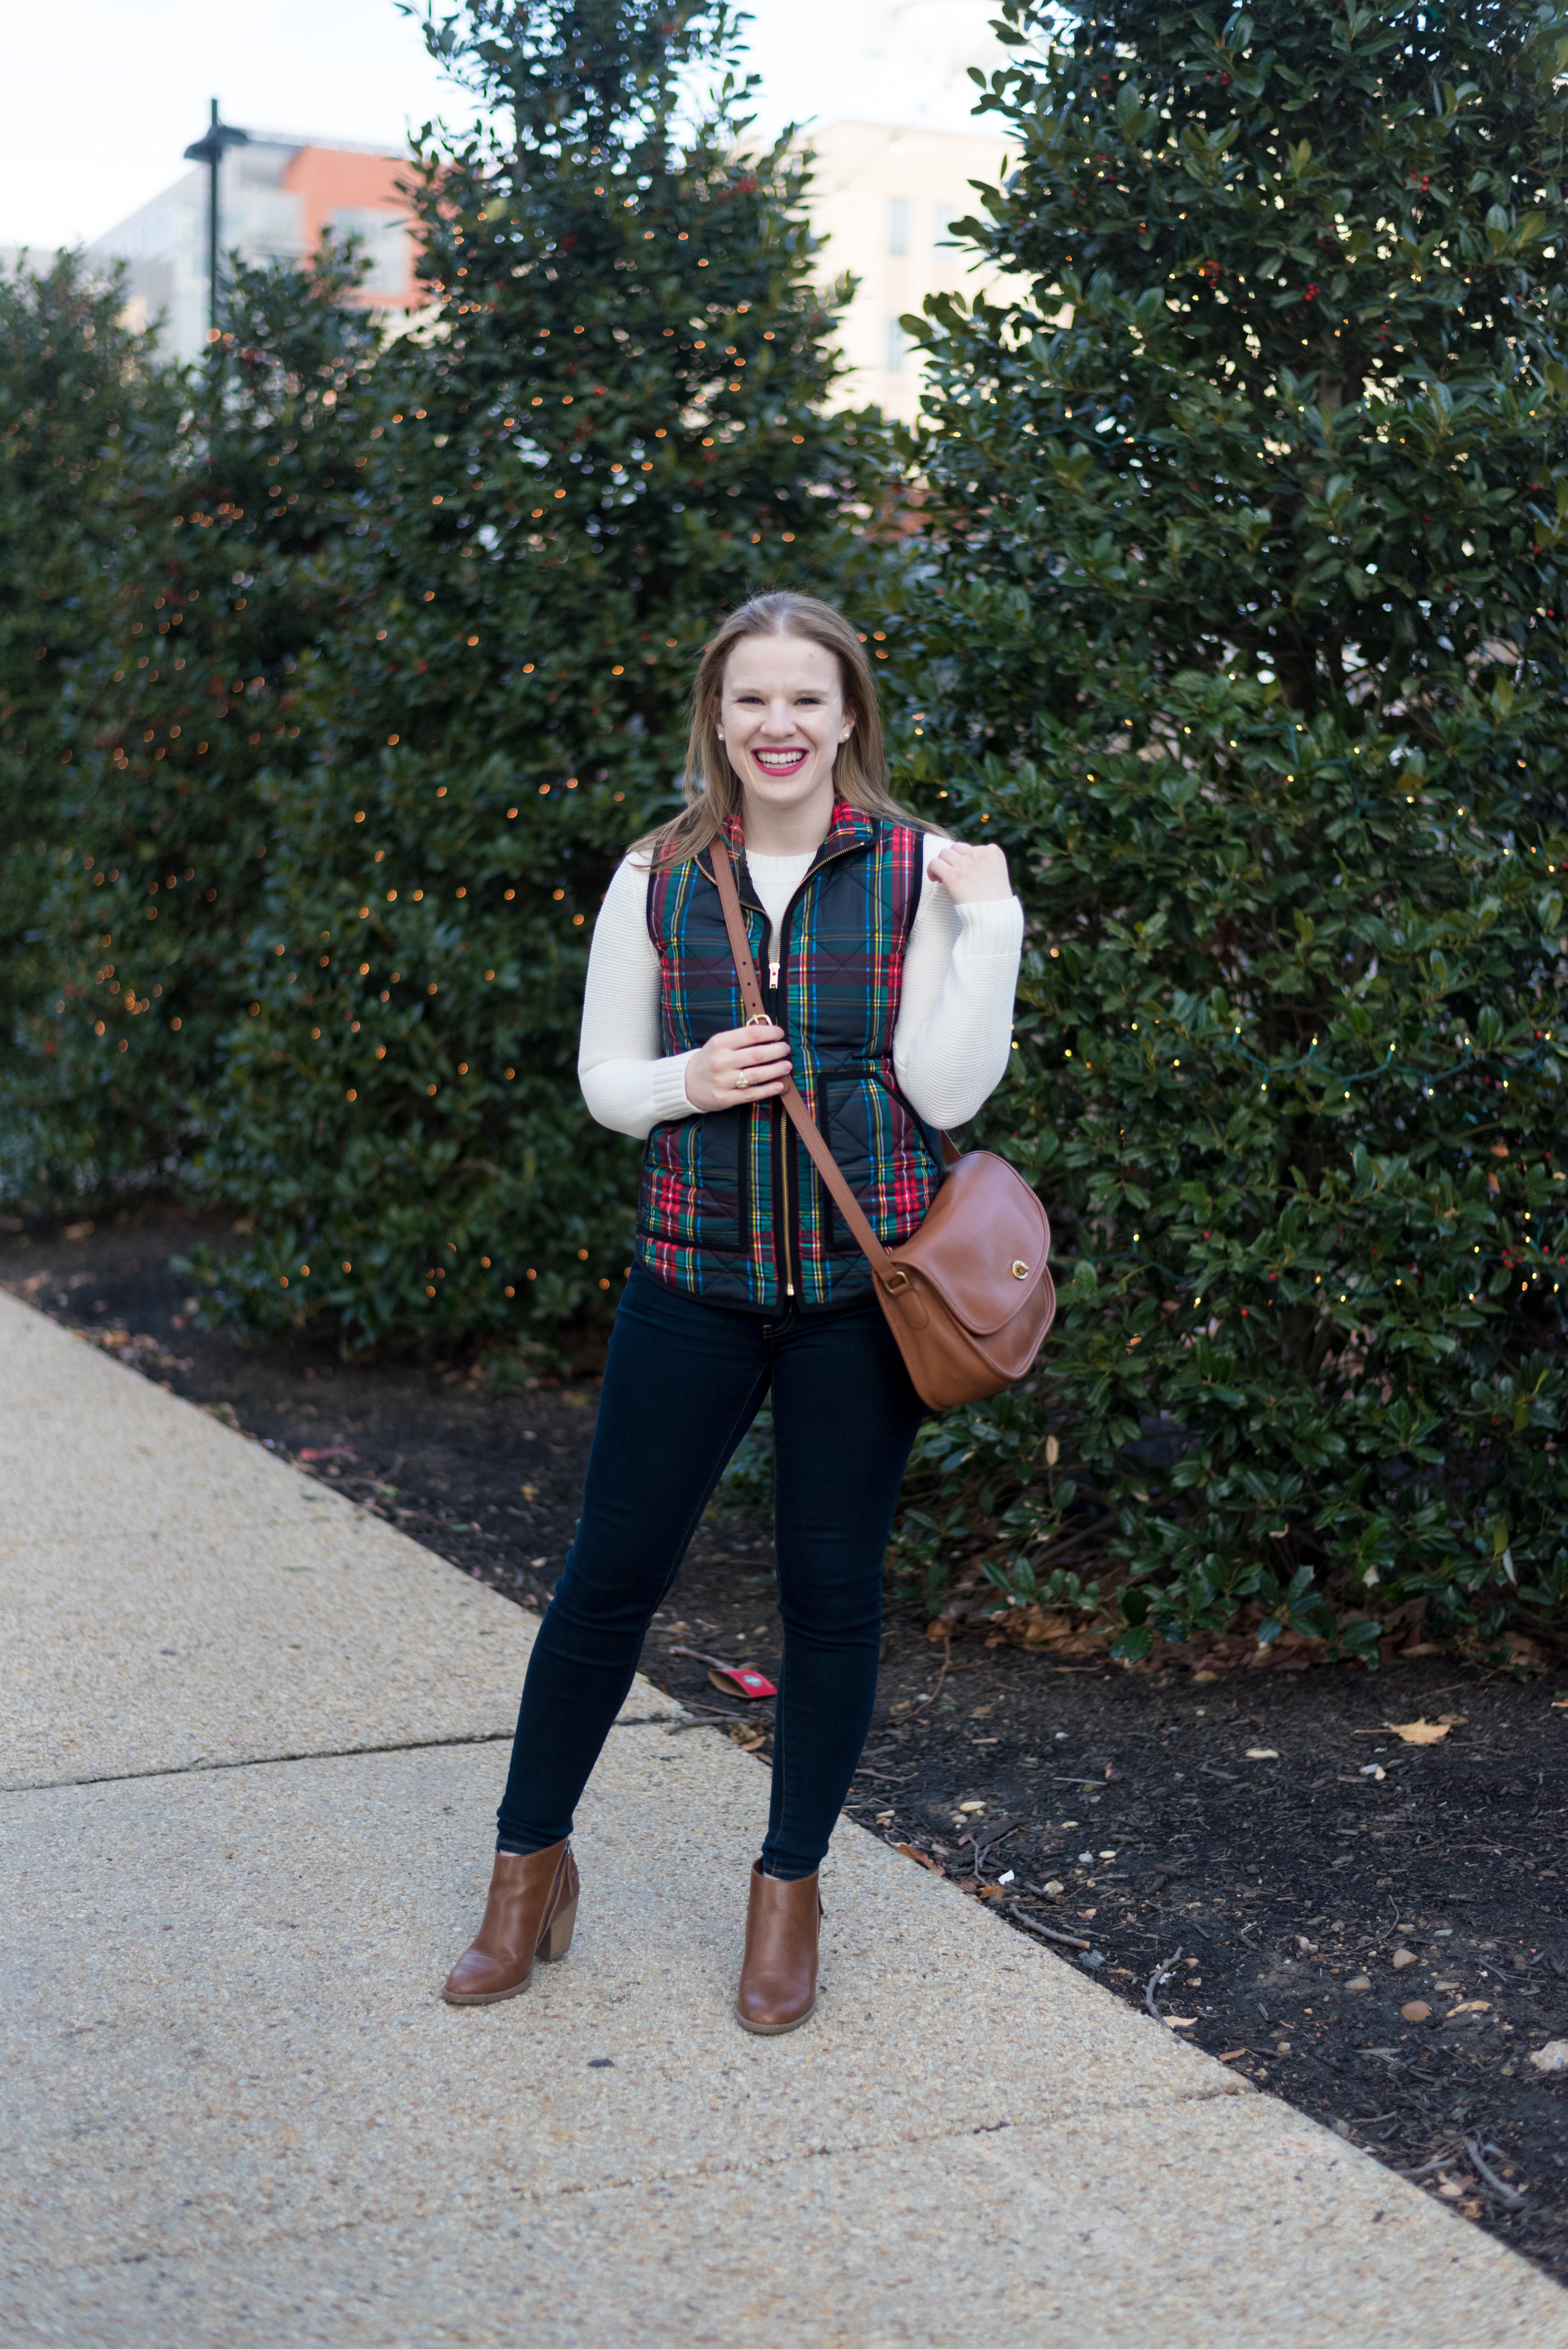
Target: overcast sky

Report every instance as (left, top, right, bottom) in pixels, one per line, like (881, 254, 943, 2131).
(0, 0, 1010, 253)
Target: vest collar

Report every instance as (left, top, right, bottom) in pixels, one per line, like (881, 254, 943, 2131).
(707, 798, 878, 910)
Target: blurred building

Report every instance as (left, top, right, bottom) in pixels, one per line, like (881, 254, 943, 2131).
(77, 112, 1016, 423)
(801, 120, 1013, 424)
(86, 134, 419, 362)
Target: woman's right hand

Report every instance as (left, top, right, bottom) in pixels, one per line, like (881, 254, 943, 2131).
(684, 1023, 793, 1112)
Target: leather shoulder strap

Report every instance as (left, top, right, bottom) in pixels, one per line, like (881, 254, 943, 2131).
(709, 838, 902, 1288)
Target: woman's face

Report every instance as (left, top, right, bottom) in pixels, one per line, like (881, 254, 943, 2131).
(716, 633, 851, 826)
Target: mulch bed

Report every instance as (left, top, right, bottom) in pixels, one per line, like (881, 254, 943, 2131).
(6, 1200, 1566, 2279)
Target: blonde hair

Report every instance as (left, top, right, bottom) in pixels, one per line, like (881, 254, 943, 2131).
(638, 591, 933, 868)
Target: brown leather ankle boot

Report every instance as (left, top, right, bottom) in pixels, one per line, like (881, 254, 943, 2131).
(735, 1860, 822, 2035)
(442, 1841, 580, 2006)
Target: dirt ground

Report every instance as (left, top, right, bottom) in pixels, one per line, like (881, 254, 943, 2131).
(5, 1200, 1567, 2281)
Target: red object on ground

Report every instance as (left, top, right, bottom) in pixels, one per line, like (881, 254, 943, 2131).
(706, 1663, 778, 1700)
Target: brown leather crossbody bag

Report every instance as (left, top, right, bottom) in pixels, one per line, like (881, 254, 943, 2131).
(711, 840, 1056, 1410)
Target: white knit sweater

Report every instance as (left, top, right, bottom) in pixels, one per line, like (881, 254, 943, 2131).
(578, 832, 1024, 1138)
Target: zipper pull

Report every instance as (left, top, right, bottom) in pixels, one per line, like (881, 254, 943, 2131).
(785, 1281, 795, 1297)
(769, 960, 780, 989)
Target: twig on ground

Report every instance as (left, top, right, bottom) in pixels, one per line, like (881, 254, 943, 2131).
(904, 1630, 953, 1716)
(1146, 1949, 1184, 2023)
(1465, 2137, 1527, 2206)
(1006, 1904, 1092, 1951)
(970, 1822, 1025, 1871)
(1395, 2141, 1467, 2180)
(666, 1700, 770, 1734)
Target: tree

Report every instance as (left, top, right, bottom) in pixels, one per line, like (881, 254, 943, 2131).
(0, 255, 164, 1094)
(2, 255, 382, 1208)
(887, 0, 1568, 1663)
(197, 0, 892, 1355)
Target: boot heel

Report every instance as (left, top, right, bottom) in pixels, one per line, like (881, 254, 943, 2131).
(538, 1895, 577, 1962)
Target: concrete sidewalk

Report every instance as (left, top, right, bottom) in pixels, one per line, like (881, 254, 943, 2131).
(2, 1292, 1562, 2347)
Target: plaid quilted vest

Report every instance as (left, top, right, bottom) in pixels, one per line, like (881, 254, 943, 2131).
(638, 801, 943, 1310)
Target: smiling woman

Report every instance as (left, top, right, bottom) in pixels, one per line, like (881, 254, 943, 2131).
(441, 590, 1025, 2039)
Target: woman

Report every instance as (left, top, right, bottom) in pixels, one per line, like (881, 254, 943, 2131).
(442, 591, 1022, 2033)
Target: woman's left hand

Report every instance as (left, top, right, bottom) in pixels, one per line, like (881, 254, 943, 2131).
(930, 839, 1011, 904)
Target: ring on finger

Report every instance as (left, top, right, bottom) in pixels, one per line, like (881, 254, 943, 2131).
(736, 1068, 750, 1089)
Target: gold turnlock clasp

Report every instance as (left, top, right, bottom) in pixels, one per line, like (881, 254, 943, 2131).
(1011, 1260, 1030, 1280)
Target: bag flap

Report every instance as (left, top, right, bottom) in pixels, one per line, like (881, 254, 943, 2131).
(892, 1153, 1051, 1337)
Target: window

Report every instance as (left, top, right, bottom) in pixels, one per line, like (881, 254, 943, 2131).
(933, 201, 959, 249)
(888, 196, 910, 258)
(886, 318, 906, 376)
(328, 206, 410, 296)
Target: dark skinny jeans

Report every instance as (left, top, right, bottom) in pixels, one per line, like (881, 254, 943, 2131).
(496, 1267, 925, 1879)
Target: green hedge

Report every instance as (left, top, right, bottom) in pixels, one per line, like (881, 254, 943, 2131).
(880, 0, 1568, 1664)
(1, 253, 382, 1207)
(0, 256, 168, 1109)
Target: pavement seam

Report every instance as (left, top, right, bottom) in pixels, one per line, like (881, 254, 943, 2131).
(0, 1710, 681, 1795)
(0, 1713, 685, 1798)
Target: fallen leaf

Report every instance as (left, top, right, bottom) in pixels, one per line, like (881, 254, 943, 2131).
(1401, 2000, 1432, 2023)
(893, 1843, 943, 1874)
(728, 1722, 765, 1751)
(1163, 2015, 1199, 2028)
(1386, 1718, 1452, 1745)
(1447, 1999, 1491, 2016)
(1245, 1747, 1280, 1759)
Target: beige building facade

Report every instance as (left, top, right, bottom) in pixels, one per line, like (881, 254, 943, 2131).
(800, 117, 1015, 424)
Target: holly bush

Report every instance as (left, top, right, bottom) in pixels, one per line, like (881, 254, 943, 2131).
(192, 0, 894, 1353)
(0, 255, 167, 1096)
(1, 252, 382, 1208)
(884, 0, 1568, 1663)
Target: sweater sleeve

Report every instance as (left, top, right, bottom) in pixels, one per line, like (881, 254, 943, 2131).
(576, 856, 697, 1139)
(892, 834, 1024, 1128)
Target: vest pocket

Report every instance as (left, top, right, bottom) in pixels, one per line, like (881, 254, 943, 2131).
(636, 1109, 753, 1267)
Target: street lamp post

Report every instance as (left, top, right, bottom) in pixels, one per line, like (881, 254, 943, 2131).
(183, 100, 250, 346)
